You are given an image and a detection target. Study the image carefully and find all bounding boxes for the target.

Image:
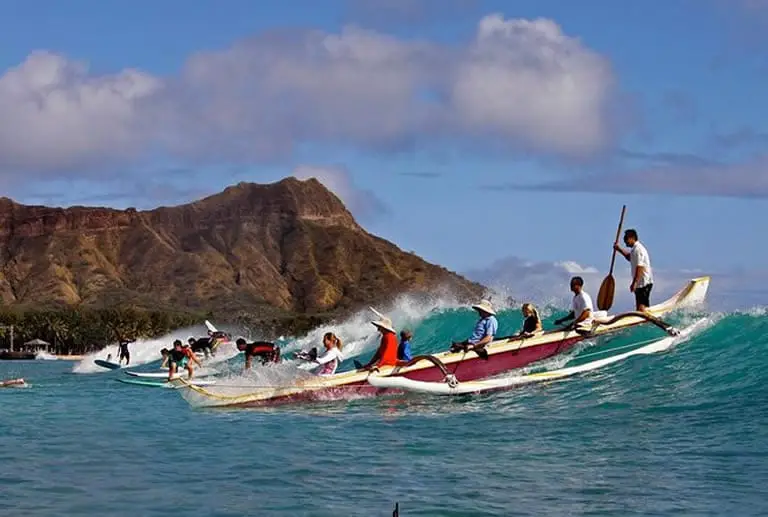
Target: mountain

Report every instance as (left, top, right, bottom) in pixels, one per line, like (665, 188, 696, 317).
(0, 177, 485, 319)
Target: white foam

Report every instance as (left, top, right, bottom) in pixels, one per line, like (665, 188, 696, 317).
(71, 322, 239, 374)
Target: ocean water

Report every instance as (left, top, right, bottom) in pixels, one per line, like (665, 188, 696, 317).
(2, 299, 768, 516)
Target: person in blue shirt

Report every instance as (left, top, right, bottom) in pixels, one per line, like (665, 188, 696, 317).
(450, 299, 498, 356)
(398, 330, 413, 362)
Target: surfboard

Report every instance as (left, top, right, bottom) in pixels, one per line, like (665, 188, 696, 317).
(367, 318, 709, 395)
(205, 320, 217, 333)
(125, 371, 188, 378)
(94, 359, 121, 370)
(117, 377, 217, 388)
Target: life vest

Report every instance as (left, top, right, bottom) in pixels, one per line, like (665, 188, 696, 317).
(246, 341, 280, 364)
(377, 332, 399, 367)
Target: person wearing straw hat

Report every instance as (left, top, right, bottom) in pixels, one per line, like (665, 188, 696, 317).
(360, 313, 400, 370)
(450, 299, 498, 355)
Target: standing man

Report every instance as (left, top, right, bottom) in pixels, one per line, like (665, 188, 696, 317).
(614, 229, 654, 311)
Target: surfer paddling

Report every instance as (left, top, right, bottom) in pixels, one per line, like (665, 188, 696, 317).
(236, 338, 281, 370)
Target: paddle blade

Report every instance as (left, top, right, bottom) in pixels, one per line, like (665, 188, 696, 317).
(597, 275, 616, 311)
(597, 274, 615, 311)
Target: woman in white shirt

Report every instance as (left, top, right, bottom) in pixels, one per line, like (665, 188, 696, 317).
(296, 332, 344, 376)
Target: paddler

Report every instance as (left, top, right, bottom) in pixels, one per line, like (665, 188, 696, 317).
(518, 303, 542, 337)
(554, 276, 594, 333)
(398, 329, 413, 362)
(613, 228, 654, 311)
(166, 339, 201, 380)
(295, 332, 344, 375)
(360, 315, 400, 370)
(450, 299, 498, 355)
(235, 338, 281, 369)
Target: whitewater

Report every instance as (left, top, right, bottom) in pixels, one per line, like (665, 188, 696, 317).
(2, 291, 768, 516)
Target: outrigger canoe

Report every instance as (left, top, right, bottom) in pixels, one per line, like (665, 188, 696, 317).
(366, 317, 710, 395)
(169, 276, 710, 408)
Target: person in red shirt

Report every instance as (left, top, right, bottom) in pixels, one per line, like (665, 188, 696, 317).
(361, 315, 399, 369)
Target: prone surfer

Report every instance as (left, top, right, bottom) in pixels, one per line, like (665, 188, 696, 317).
(235, 338, 281, 370)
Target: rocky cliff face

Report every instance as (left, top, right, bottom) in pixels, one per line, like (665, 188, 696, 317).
(0, 177, 485, 317)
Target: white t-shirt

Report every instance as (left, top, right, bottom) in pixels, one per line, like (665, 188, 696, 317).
(630, 241, 653, 288)
(572, 291, 594, 325)
(314, 347, 343, 376)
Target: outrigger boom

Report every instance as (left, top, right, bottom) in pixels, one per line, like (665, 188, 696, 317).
(169, 276, 710, 408)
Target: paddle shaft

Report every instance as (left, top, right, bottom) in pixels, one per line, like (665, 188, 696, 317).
(608, 205, 627, 274)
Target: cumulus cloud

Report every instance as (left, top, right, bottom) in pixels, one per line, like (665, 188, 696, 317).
(0, 51, 160, 173)
(0, 14, 620, 181)
(292, 165, 389, 221)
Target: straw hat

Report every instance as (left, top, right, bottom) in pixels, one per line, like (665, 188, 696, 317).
(371, 316, 396, 334)
(471, 299, 496, 316)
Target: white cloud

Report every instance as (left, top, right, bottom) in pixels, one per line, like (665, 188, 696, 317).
(0, 14, 620, 180)
(0, 51, 160, 173)
(292, 164, 389, 221)
(449, 16, 616, 156)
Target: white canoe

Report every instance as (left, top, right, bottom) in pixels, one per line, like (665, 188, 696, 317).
(367, 318, 709, 395)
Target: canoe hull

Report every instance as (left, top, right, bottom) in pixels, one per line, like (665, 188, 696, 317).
(172, 276, 710, 408)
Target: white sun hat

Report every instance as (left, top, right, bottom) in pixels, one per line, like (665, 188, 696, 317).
(471, 299, 496, 315)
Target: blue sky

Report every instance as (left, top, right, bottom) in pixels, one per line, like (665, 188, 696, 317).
(1, 0, 767, 281)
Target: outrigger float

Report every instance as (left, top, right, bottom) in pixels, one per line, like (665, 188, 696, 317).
(169, 276, 710, 408)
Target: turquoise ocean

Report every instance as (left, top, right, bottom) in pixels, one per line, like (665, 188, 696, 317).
(2, 293, 768, 516)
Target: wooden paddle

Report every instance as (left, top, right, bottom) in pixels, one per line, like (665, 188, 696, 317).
(597, 205, 626, 311)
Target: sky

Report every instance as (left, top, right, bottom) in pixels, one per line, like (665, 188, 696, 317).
(1, 0, 768, 299)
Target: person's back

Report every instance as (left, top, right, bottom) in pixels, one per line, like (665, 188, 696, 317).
(377, 331, 399, 366)
(398, 330, 413, 362)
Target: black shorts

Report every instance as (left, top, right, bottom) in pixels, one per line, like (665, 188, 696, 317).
(635, 284, 652, 307)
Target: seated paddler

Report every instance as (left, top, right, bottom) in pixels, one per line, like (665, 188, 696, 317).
(295, 332, 345, 376)
(235, 338, 281, 369)
(360, 314, 400, 370)
(518, 303, 543, 337)
(451, 299, 498, 353)
(553, 276, 594, 334)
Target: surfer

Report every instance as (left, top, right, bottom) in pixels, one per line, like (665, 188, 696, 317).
(450, 299, 498, 355)
(554, 276, 594, 334)
(360, 315, 400, 370)
(398, 330, 413, 362)
(295, 332, 344, 375)
(117, 339, 131, 366)
(518, 303, 542, 337)
(166, 339, 201, 380)
(613, 228, 654, 312)
(236, 338, 281, 369)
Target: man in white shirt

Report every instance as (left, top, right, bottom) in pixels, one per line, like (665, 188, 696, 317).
(554, 276, 594, 333)
(614, 229, 654, 311)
